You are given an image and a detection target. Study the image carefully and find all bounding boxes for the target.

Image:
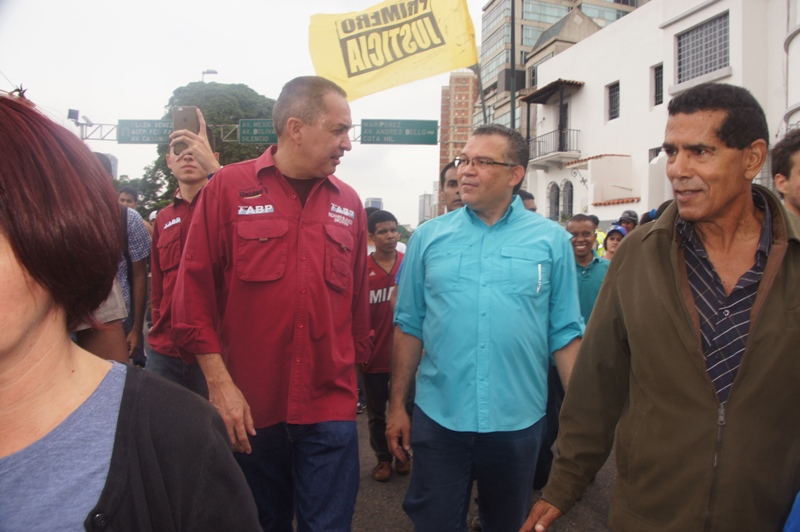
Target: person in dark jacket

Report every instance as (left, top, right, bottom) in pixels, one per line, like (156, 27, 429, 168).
(523, 83, 800, 532)
(0, 94, 259, 532)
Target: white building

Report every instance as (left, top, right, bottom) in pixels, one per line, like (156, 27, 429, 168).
(522, 0, 800, 225)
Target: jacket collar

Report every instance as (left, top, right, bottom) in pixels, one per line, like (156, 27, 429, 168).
(643, 184, 800, 247)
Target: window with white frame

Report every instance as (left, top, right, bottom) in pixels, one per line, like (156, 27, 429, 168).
(608, 82, 620, 120)
(677, 12, 729, 84)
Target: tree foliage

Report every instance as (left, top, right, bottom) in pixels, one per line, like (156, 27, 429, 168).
(133, 82, 275, 214)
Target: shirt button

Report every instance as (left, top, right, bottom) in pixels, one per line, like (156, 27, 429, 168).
(291, 194, 297, 199)
(185, 253, 193, 260)
(298, 323, 304, 329)
(300, 289, 307, 294)
(301, 256, 306, 261)
(295, 357, 301, 362)
(723, 310, 730, 317)
(92, 514, 109, 527)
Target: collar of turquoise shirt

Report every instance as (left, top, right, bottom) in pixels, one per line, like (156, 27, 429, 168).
(462, 195, 525, 226)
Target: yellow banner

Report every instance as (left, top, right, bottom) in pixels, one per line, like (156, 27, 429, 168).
(309, 0, 478, 101)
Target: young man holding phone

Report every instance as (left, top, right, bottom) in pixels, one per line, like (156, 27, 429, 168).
(145, 107, 220, 396)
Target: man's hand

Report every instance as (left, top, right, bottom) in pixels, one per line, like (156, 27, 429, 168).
(169, 108, 221, 175)
(519, 500, 564, 532)
(207, 378, 256, 454)
(126, 328, 143, 358)
(386, 405, 412, 466)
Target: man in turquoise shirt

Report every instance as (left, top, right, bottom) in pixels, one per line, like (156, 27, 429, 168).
(387, 124, 583, 531)
(535, 214, 610, 489)
(567, 214, 611, 325)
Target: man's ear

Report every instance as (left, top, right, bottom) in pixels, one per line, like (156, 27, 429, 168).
(213, 152, 220, 162)
(285, 117, 304, 145)
(774, 173, 789, 196)
(509, 165, 525, 189)
(744, 139, 768, 181)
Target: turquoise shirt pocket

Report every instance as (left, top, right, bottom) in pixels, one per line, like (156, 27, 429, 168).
(500, 245, 551, 297)
(424, 245, 462, 296)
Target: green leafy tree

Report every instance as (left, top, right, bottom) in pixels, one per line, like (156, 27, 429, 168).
(137, 82, 275, 213)
(397, 224, 412, 243)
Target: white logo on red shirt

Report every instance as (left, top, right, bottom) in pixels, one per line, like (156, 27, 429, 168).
(238, 205, 274, 215)
(163, 217, 181, 230)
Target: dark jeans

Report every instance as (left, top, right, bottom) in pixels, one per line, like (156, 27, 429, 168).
(404, 406, 545, 532)
(234, 421, 359, 532)
(533, 365, 565, 490)
(144, 348, 208, 399)
(363, 372, 417, 462)
(363, 372, 392, 462)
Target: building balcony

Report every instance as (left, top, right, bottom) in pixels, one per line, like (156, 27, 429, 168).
(529, 129, 581, 166)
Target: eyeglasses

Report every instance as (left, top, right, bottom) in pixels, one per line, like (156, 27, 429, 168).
(454, 156, 518, 169)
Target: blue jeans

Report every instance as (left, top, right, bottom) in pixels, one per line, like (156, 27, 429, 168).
(404, 406, 545, 532)
(144, 348, 208, 399)
(235, 421, 359, 532)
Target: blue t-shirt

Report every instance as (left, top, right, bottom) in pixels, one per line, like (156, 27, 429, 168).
(395, 196, 584, 433)
(0, 363, 125, 531)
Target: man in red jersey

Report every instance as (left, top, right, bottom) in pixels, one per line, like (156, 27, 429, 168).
(363, 210, 409, 482)
(171, 76, 371, 531)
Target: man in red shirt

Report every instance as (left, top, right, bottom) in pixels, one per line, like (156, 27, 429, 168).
(363, 210, 407, 482)
(146, 108, 220, 397)
(170, 76, 371, 531)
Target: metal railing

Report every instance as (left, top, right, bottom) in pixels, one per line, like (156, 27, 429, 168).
(529, 129, 580, 159)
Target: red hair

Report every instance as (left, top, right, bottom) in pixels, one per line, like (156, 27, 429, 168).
(0, 96, 122, 331)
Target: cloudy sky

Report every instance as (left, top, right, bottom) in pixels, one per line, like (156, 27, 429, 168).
(0, 0, 488, 226)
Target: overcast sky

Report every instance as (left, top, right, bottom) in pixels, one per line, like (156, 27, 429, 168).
(0, 0, 488, 226)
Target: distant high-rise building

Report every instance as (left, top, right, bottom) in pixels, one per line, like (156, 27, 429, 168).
(365, 197, 383, 210)
(419, 193, 434, 225)
(440, 70, 479, 171)
(439, 70, 478, 215)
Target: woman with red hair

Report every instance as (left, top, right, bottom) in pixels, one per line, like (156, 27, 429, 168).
(0, 95, 259, 530)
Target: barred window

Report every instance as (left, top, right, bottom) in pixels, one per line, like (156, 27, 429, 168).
(653, 64, 663, 106)
(608, 82, 620, 120)
(677, 12, 729, 84)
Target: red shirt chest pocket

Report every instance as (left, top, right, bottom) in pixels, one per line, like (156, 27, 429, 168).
(156, 226, 182, 272)
(324, 224, 354, 292)
(236, 218, 289, 282)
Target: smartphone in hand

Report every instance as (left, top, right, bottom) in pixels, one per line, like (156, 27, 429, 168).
(172, 106, 199, 155)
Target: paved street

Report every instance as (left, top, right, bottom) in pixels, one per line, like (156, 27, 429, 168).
(351, 412, 614, 531)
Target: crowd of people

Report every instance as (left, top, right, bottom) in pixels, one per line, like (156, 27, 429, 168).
(2, 77, 800, 532)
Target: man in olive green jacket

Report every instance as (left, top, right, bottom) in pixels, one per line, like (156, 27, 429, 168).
(523, 83, 800, 532)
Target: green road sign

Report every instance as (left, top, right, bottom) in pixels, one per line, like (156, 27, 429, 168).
(361, 119, 438, 145)
(239, 119, 277, 144)
(117, 120, 172, 144)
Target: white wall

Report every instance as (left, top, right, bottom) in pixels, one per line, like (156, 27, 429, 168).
(528, 0, 793, 218)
